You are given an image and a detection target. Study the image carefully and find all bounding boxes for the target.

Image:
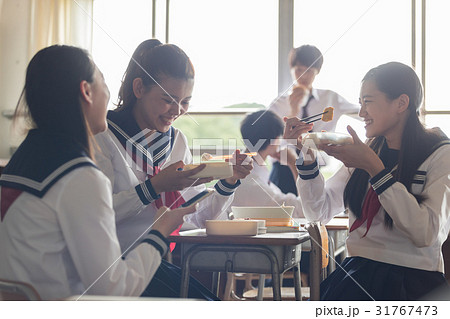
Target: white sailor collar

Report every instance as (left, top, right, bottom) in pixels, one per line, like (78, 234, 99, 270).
(0, 129, 96, 198)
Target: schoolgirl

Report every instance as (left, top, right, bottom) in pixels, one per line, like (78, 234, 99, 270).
(286, 62, 450, 300)
(94, 39, 252, 298)
(0, 45, 197, 300)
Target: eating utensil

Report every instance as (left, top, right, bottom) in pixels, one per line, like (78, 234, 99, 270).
(201, 152, 257, 161)
(301, 106, 334, 124)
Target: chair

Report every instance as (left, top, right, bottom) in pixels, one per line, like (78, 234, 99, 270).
(442, 234, 450, 284)
(0, 278, 41, 300)
(305, 221, 329, 300)
(233, 221, 329, 301)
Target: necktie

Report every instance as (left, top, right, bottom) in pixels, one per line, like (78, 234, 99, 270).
(301, 94, 315, 119)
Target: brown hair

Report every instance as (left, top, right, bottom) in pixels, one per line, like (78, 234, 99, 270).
(288, 44, 323, 71)
(117, 39, 195, 111)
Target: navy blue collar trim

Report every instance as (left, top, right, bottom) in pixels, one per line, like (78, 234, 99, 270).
(379, 142, 399, 171)
(107, 108, 174, 168)
(0, 130, 96, 198)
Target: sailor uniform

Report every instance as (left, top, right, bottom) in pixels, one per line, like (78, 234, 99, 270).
(269, 88, 360, 196)
(296, 141, 450, 300)
(0, 130, 168, 300)
(95, 107, 239, 253)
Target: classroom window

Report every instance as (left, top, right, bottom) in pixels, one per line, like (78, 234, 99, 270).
(424, 1, 450, 111)
(92, 0, 153, 109)
(293, 0, 412, 105)
(168, 0, 279, 110)
(424, 114, 450, 138)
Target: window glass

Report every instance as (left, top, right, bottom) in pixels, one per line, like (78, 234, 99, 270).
(293, 0, 411, 105)
(92, 0, 153, 109)
(169, 0, 278, 110)
(425, 1, 450, 110)
(424, 114, 450, 138)
(173, 113, 248, 150)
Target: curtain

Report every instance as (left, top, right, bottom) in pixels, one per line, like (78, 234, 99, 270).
(29, 0, 93, 58)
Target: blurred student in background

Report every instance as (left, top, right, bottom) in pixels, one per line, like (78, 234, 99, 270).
(269, 44, 359, 196)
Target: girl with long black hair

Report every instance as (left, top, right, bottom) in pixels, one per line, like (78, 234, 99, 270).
(286, 62, 450, 300)
(0, 45, 197, 300)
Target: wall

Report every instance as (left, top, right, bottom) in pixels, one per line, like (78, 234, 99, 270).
(0, 0, 31, 158)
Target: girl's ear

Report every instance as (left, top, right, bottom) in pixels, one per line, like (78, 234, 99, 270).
(132, 78, 145, 98)
(80, 80, 93, 104)
(397, 93, 410, 113)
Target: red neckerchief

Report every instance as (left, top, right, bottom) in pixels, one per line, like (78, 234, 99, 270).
(349, 187, 381, 237)
(148, 166, 185, 252)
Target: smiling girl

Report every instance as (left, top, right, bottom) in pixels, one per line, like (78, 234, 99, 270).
(286, 62, 450, 300)
(0, 45, 199, 300)
(94, 39, 252, 299)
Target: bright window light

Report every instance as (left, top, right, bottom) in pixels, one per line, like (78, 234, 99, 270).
(425, 1, 450, 111)
(92, 0, 153, 110)
(167, 0, 279, 110)
(293, 0, 411, 106)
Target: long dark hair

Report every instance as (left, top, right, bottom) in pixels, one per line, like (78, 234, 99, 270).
(15, 45, 95, 158)
(117, 39, 195, 110)
(344, 62, 447, 228)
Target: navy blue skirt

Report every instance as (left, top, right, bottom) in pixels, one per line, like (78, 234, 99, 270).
(141, 260, 219, 300)
(320, 256, 449, 301)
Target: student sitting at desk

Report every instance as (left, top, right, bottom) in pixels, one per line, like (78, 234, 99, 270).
(228, 110, 315, 286)
(287, 62, 450, 300)
(94, 39, 252, 297)
(0, 45, 201, 300)
(227, 110, 305, 217)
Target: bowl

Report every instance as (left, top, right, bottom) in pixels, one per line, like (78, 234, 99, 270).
(205, 220, 261, 236)
(183, 162, 233, 179)
(302, 132, 353, 150)
(231, 206, 294, 227)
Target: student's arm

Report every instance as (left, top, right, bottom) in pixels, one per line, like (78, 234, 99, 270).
(94, 133, 149, 222)
(170, 133, 245, 228)
(181, 180, 239, 227)
(296, 156, 351, 224)
(371, 145, 450, 247)
(55, 167, 165, 296)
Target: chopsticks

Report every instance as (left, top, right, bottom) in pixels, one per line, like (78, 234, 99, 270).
(201, 152, 257, 161)
(300, 106, 334, 124)
(301, 111, 328, 123)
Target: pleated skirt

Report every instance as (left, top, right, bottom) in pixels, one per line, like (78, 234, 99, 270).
(141, 259, 220, 300)
(320, 256, 449, 301)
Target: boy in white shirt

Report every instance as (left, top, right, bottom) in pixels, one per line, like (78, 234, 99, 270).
(269, 44, 359, 195)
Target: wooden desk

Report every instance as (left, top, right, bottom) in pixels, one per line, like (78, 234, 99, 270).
(169, 230, 310, 301)
(293, 217, 349, 231)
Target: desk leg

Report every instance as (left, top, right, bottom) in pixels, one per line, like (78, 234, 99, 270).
(180, 244, 283, 300)
(293, 264, 302, 301)
(328, 236, 336, 275)
(180, 257, 191, 298)
(211, 272, 220, 296)
(271, 272, 282, 301)
(256, 275, 265, 301)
